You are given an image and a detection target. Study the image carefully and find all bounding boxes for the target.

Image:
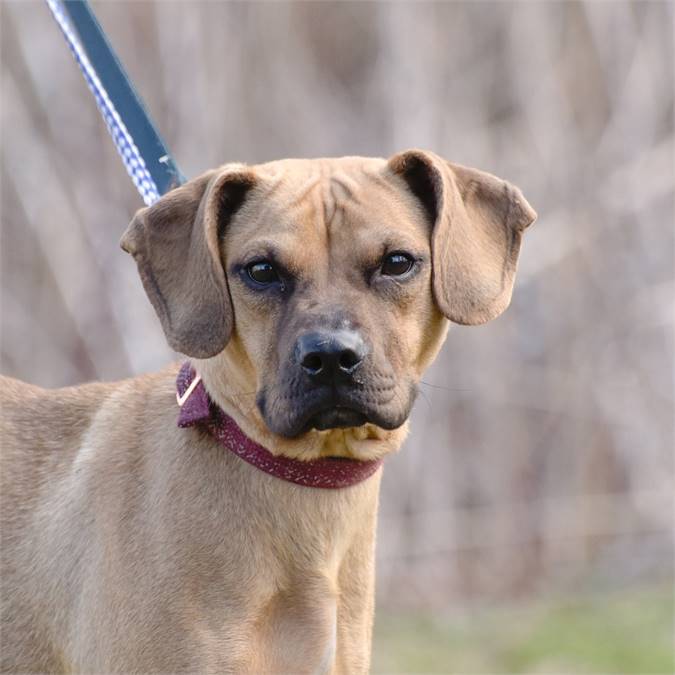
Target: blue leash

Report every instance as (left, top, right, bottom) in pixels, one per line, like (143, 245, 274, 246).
(45, 0, 185, 205)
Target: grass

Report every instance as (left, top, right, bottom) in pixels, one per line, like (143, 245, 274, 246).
(372, 586, 674, 674)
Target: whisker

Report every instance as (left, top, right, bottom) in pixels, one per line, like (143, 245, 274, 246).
(419, 380, 472, 393)
(417, 387, 432, 411)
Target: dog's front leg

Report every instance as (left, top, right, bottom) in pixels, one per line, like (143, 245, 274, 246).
(333, 516, 378, 674)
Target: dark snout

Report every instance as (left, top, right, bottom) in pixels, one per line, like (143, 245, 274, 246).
(259, 321, 415, 438)
(295, 329, 367, 385)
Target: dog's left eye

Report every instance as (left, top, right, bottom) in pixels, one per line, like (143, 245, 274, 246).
(381, 252, 415, 276)
(247, 260, 279, 285)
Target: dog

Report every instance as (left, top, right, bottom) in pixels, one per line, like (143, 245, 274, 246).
(1, 150, 536, 673)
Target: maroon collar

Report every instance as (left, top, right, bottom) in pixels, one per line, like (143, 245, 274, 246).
(176, 363, 383, 489)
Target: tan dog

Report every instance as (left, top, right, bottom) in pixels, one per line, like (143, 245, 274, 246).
(1, 150, 536, 673)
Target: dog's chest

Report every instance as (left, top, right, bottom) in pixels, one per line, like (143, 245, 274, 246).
(188, 577, 339, 674)
(180, 513, 346, 670)
(145, 444, 376, 672)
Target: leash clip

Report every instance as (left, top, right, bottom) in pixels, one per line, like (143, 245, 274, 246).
(176, 373, 202, 407)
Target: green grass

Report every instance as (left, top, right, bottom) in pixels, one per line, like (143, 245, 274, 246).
(372, 586, 674, 674)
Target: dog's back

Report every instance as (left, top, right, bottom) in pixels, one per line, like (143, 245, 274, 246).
(1, 375, 114, 493)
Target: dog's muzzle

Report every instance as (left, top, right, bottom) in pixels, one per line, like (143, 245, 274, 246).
(258, 327, 413, 438)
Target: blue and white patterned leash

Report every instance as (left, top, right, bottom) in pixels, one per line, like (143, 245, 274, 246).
(45, 0, 177, 206)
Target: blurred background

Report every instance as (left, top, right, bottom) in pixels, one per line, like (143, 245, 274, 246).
(1, 1, 673, 672)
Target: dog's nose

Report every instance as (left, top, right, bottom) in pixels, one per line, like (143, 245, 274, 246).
(296, 330, 366, 383)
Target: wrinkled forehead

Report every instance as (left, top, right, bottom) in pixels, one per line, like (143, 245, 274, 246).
(224, 157, 430, 260)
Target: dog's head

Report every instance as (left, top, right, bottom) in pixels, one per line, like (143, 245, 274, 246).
(122, 151, 536, 460)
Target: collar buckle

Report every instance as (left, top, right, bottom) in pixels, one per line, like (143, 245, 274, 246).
(176, 372, 202, 407)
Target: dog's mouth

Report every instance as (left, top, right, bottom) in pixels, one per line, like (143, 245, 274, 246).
(258, 377, 417, 439)
(260, 388, 413, 439)
(306, 406, 368, 431)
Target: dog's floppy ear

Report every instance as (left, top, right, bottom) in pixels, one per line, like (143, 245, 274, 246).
(388, 149, 537, 325)
(120, 167, 256, 358)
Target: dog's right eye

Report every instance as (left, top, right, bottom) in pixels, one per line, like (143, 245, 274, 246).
(380, 251, 415, 277)
(246, 260, 279, 285)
